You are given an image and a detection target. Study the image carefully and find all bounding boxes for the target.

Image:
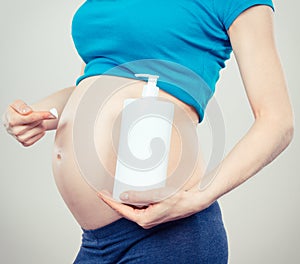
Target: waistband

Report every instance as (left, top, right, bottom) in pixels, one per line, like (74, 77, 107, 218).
(82, 200, 221, 240)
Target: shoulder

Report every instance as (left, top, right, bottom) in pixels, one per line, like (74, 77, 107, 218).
(212, 0, 274, 30)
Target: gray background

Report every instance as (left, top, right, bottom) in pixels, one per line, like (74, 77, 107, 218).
(0, 1, 299, 263)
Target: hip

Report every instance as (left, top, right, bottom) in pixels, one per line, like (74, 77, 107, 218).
(74, 201, 228, 264)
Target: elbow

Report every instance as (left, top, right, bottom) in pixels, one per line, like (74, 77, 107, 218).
(272, 111, 294, 148)
(280, 105, 295, 147)
(283, 114, 294, 147)
(255, 108, 295, 148)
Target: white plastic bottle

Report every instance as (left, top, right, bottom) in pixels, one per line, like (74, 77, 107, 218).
(112, 74, 174, 204)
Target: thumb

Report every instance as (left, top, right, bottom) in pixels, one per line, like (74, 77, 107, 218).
(10, 99, 33, 115)
(120, 187, 175, 205)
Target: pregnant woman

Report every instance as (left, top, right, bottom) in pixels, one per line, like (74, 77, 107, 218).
(2, 1, 294, 263)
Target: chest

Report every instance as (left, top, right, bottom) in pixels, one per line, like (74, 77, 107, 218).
(72, 0, 214, 46)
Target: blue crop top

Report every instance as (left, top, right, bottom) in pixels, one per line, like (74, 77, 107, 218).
(71, 0, 274, 122)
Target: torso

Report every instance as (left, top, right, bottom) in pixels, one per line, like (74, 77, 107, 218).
(52, 75, 205, 230)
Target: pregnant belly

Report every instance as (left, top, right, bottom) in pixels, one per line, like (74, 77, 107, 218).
(52, 75, 205, 230)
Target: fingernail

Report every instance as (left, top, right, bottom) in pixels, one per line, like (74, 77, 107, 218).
(21, 106, 31, 114)
(120, 192, 129, 201)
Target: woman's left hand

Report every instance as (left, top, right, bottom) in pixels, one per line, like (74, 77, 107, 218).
(98, 186, 213, 229)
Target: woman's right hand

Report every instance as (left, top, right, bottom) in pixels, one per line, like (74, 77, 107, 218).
(2, 99, 56, 147)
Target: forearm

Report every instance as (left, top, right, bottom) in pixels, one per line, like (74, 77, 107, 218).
(31, 86, 75, 130)
(201, 115, 294, 204)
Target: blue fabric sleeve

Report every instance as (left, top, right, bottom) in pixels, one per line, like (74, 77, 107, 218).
(213, 0, 274, 30)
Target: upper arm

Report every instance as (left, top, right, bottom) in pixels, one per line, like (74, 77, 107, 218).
(228, 5, 293, 122)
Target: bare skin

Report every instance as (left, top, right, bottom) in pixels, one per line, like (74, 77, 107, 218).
(2, 6, 294, 230)
(3, 74, 203, 230)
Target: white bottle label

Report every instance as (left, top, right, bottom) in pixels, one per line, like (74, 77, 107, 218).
(113, 98, 174, 203)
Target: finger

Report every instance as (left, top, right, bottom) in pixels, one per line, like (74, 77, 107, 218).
(9, 99, 33, 115)
(119, 187, 176, 204)
(21, 131, 46, 147)
(98, 191, 142, 221)
(11, 110, 56, 126)
(16, 123, 46, 143)
(99, 191, 166, 229)
(8, 120, 43, 137)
